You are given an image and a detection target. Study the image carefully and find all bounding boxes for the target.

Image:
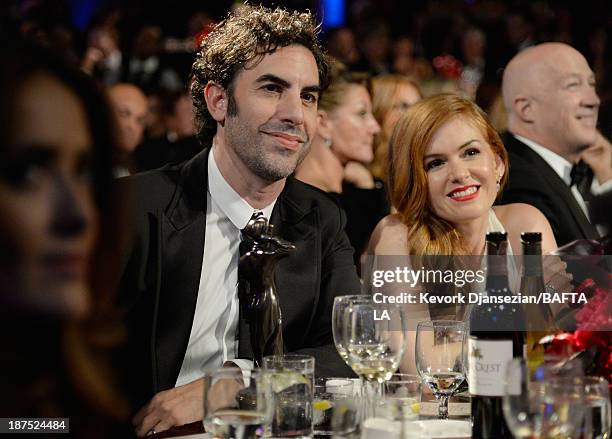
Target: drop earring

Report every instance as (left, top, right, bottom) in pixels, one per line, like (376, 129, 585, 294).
(324, 137, 332, 148)
(496, 175, 502, 190)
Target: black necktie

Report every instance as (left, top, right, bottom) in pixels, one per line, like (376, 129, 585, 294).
(239, 211, 267, 256)
(570, 160, 593, 201)
(236, 211, 267, 360)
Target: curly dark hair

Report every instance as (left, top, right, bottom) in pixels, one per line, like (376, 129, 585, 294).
(191, 4, 330, 146)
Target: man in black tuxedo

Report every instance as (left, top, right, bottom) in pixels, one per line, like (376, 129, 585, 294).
(499, 43, 610, 246)
(118, 5, 361, 436)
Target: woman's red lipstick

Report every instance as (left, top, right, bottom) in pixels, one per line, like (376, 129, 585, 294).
(447, 185, 480, 201)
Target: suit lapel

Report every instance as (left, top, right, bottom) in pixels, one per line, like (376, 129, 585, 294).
(270, 178, 319, 348)
(505, 135, 598, 239)
(154, 148, 210, 391)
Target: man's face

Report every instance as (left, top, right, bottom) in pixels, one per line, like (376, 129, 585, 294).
(532, 49, 600, 156)
(109, 85, 148, 153)
(222, 44, 320, 182)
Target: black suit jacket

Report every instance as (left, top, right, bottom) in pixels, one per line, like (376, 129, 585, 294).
(498, 132, 599, 246)
(133, 135, 203, 172)
(118, 148, 361, 408)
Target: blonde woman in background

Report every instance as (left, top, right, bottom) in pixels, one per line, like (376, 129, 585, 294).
(295, 64, 387, 264)
(369, 74, 423, 182)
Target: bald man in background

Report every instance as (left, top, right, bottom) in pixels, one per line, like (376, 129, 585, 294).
(499, 42, 611, 246)
(109, 83, 148, 154)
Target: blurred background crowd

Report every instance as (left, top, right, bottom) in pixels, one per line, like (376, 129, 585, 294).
(3, 0, 611, 156)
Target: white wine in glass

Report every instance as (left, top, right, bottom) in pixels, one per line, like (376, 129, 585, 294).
(347, 345, 399, 382)
(332, 295, 370, 364)
(335, 296, 407, 418)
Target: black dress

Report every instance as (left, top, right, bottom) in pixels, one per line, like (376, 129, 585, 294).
(332, 179, 390, 267)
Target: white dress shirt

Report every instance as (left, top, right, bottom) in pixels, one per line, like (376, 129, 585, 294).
(175, 146, 275, 386)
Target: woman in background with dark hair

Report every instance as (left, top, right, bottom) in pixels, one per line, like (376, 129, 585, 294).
(0, 38, 129, 436)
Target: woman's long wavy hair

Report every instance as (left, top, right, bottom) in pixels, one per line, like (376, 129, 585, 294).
(388, 94, 508, 256)
(370, 75, 422, 180)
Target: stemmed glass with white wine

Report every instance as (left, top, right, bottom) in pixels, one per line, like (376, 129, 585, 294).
(333, 295, 407, 418)
(332, 295, 367, 365)
(415, 320, 467, 420)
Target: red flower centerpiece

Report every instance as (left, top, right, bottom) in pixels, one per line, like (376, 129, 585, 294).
(546, 276, 612, 390)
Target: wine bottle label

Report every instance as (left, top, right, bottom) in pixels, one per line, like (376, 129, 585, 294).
(467, 337, 513, 396)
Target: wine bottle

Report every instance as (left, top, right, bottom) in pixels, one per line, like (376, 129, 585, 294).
(469, 232, 524, 439)
(520, 232, 559, 372)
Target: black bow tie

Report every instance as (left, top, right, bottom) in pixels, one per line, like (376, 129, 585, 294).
(569, 160, 592, 188)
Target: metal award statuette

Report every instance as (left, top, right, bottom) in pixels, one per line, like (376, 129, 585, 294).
(238, 215, 295, 366)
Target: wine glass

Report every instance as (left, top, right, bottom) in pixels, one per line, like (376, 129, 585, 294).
(540, 376, 586, 439)
(503, 358, 545, 438)
(202, 367, 273, 439)
(527, 356, 587, 439)
(332, 295, 370, 365)
(583, 376, 611, 439)
(332, 295, 372, 422)
(415, 320, 466, 419)
(334, 295, 407, 418)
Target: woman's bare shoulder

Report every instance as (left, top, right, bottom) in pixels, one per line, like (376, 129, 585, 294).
(366, 214, 410, 255)
(493, 203, 557, 252)
(494, 203, 548, 231)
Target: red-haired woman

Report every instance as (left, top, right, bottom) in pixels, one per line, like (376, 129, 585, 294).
(366, 94, 557, 373)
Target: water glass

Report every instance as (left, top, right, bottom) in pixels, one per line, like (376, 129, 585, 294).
(202, 367, 273, 439)
(330, 397, 361, 436)
(377, 373, 422, 421)
(313, 377, 354, 435)
(263, 354, 314, 438)
(583, 376, 611, 439)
